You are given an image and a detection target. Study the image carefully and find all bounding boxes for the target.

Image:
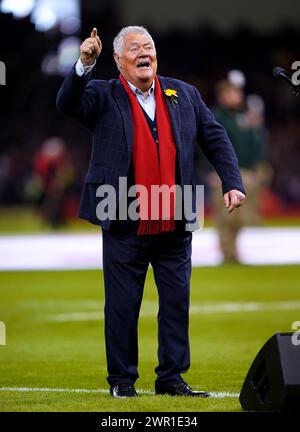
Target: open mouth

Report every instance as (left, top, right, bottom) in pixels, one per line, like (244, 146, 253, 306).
(136, 61, 151, 70)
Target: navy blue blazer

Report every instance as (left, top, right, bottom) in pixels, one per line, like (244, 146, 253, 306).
(56, 66, 245, 230)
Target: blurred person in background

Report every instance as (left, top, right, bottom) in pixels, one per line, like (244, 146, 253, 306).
(208, 78, 269, 263)
(26, 137, 75, 227)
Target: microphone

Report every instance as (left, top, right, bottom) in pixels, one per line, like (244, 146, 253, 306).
(273, 67, 293, 84)
(273, 66, 300, 96)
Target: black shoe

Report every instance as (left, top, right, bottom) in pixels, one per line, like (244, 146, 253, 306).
(155, 380, 210, 397)
(110, 383, 138, 398)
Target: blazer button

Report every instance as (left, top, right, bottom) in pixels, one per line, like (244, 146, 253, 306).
(153, 127, 157, 132)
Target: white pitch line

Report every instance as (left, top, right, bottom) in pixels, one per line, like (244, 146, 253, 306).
(0, 387, 239, 398)
(210, 392, 240, 398)
(45, 300, 300, 322)
(0, 387, 108, 394)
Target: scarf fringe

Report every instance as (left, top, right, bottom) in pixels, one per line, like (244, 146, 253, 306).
(137, 219, 176, 235)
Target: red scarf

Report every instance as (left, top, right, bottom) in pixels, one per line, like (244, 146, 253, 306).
(120, 74, 177, 235)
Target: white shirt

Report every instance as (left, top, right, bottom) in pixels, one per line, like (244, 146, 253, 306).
(75, 58, 156, 121)
(126, 80, 155, 121)
(75, 58, 96, 76)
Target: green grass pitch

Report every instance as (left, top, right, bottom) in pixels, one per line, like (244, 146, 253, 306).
(0, 264, 300, 412)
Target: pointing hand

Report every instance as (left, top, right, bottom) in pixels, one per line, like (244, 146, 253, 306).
(80, 27, 102, 66)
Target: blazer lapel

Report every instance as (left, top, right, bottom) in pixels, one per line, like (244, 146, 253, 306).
(158, 76, 182, 159)
(113, 76, 182, 161)
(113, 80, 133, 157)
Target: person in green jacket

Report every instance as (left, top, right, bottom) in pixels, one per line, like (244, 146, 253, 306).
(209, 79, 268, 263)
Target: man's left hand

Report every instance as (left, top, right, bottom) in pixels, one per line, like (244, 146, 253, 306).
(223, 189, 246, 213)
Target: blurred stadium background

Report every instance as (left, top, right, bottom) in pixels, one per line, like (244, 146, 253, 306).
(0, 0, 300, 412)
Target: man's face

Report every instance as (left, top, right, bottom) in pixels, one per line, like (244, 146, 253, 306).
(114, 32, 157, 89)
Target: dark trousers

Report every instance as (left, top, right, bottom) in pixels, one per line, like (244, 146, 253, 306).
(102, 227, 192, 387)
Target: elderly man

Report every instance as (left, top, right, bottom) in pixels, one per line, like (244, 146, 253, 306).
(57, 26, 245, 398)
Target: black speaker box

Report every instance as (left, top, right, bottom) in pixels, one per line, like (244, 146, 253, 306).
(239, 332, 300, 412)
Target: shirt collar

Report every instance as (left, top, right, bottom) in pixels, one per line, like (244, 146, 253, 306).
(126, 80, 155, 97)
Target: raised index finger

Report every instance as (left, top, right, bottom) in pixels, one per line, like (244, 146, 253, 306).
(91, 27, 98, 38)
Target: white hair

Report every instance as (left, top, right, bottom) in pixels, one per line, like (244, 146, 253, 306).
(113, 26, 155, 55)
